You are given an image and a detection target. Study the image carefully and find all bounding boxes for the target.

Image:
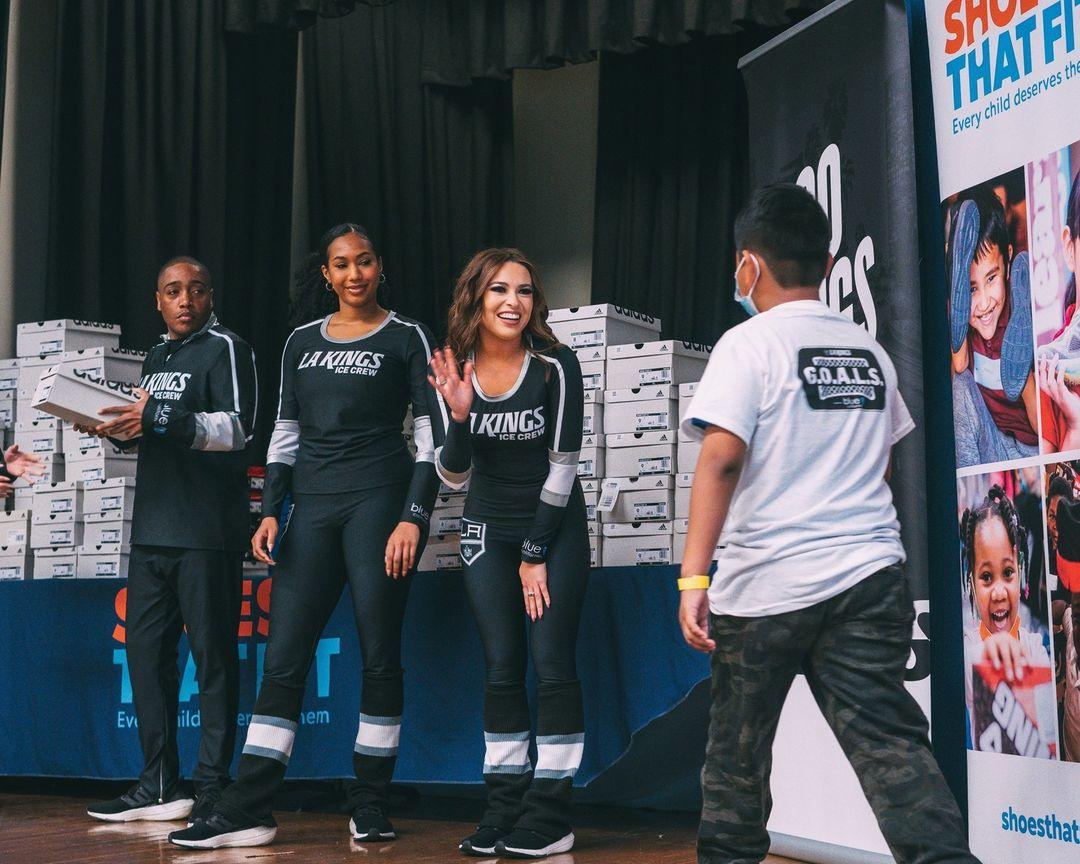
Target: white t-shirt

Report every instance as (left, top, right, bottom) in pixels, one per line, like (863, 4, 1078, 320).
(681, 300, 914, 616)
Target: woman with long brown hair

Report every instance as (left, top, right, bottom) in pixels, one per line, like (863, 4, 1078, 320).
(429, 248, 588, 858)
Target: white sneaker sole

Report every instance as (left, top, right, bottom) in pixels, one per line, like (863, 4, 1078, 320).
(349, 817, 396, 841)
(170, 825, 278, 849)
(88, 798, 195, 823)
(500, 832, 575, 858)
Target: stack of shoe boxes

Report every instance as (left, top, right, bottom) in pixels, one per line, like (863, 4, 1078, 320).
(673, 380, 725, 565)
(419, 481, 466, 571)
(244, 467, 268, 577)
(546, 305, 663, 568)
(78, 478, 135, 578)
(600, 341, 710, 567)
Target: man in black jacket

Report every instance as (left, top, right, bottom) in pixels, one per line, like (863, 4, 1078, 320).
(86, 257, 258, 824)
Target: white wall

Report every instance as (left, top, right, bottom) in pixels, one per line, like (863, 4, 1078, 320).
(512, 61, 598, 311)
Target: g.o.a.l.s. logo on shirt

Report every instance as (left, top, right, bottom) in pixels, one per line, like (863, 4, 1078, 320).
(297, 350, 385, 377)
(141, 371, 191, 402)
(797, 348, 885, 410)
(470, 407, 545, 441)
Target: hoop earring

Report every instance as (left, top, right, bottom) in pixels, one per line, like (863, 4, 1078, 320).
(324, 282, 334, 294)
(379, 272, 387, 284)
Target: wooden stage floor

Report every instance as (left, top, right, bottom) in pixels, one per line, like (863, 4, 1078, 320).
(0, 783, 802, 864)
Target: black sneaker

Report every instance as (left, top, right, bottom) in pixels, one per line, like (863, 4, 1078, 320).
(86, 784, 194, 823)
(459, 825, 509, 856)
(168, 812, 277, 849)
(186, 786, 225, 827)
(495, 828, 575, 858)
(349, 806, 396, 841)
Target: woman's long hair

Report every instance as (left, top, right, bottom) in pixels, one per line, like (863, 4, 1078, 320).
(446, 248, 559, 360)
(289, 222, 382, 329)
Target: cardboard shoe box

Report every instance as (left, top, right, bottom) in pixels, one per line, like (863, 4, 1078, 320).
(17, 390, 53, 423)
(14, 454, 64, 489)
(33, 546, 78, 578)
(606, 341, 710, 389)
(77, 543, 130, 579)
(418, 533, 462, 572)
(675, 473, 694, 519)
(0, 544, 31, 580)
(583, 489, 598, 523)
(18, 355, 61, 393)
(577, 445, 605, 479)
(84, 512, 133, 547)
(673, 519, 724, 564)
(67, 450, 139, 483)
(15, 419, 62, 455)
(604, 385, 678, 434)
(60, 347, 147, 385)
(678, 439, 702, 474)
(576, 347, 606, 394)
(32, 364, 139, 431)
(65, 438, 137, 463)
(82, 477, 136, 518)
(0, 359, 19, 392)
(582, 402, 604, 436)
(12, 488, 34, 511)
(33, 481, 83, 518)
(598, 475, 674, 523)
(604, 431, 676, 478)
(31, 513, 84, 549)
(17, 320, 120, 358)
(548, 304, 660, 350)
(0, 392, 15, 428)
(431, 498, 464, 536)
(0, 510, 31, 546)
(601, 521, 674, 567)
(678, 382, 699, 441)
(589, 535, 601, 568)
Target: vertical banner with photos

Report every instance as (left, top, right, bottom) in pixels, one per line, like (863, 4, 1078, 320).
(916, 0, 1080, 860)
(740, 0, 927, 858)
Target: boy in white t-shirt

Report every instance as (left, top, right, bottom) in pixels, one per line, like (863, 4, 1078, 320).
(680, 184, 980, 864)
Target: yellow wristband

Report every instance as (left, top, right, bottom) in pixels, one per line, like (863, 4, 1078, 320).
(677, 575, 710, 591)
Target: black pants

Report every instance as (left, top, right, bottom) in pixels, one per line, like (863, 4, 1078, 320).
(217, 483, 418, 824)
(698, 566, 981, 864)
(126, 545, 242, 798)
(461, 492, 590, 839)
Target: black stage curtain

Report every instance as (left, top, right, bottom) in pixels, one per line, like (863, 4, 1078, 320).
(591, 31, 778, 344)
(301, 2, 513, 331)
(42, 1, 297, 454)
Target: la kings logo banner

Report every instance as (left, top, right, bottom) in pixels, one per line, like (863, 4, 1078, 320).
(798, 347, 885, 410)
(459, 519, 486, 565)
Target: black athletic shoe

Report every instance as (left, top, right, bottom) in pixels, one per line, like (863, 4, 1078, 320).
(86, 784, 194, 823)
(168, 812, 277, 849)
(495, 828, 575, 858)
(186, 786, 225, 826)
(349, 805, 396, 841)
(460, 825, 509, 856)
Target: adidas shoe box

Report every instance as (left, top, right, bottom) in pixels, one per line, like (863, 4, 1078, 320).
(438, 480, 469, 499)
(65, 437, 137, 463)
(605, 431, 676, 478)
(583, 489, 598, 523)
(678, 382, 698, 438)
(0, 391, 15, 428)
(18, 354, 60, 392)
(14, 453, 64, 488)
(418, 534, 461, 571)
(601, 521, 674, 567)
(33, 480, 83, 518)
(77, 543, 130, 579)
(63, 422, 103, 456)
(15, 419, 62, 455)
(0, 544, 31, 580)
(32, 364, 140, 431)
(83, 477, 136, 519)
(589, 535, 601, 568)
(60, 347, 146, 385)
(31, 513, 84, 549)
(431, 497, 464, 536)
(17, 389, 53, 423)
(84, 512, 132, 547)
(678, 439, 702, 474)
(604, 385, 678, 434)
(0, 510, 31, 546)
(676, 473, 693, 519)
(582, 402, 603, 436)
(33, 546, 78, 578)
(576, 347, 606, 394)
(17, 319, 120, 358)
(606, 341, 710, 390)
(0, 359, 18, 392)
(66, 448, 139, 482)
(598, 475, 674, 523)
(673, 519, 723, 564)
(12, 488, 34, 511)
(548, 304, 660, 351)
(577, 445, 605, 479)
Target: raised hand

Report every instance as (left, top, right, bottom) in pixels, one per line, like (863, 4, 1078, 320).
(428, 347, 475, 423)
(3, 444, 46, 481)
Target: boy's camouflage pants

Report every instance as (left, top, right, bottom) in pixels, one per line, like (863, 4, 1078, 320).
(698, 566, 981, 864)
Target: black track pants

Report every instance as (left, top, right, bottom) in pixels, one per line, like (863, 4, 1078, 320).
(460, 492, 589, 839)
(126, 545, 242, 798)
(217, 483, 419, 824)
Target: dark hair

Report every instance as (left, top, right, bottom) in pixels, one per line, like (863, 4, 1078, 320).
(1049, 474, 1075, 504)
(946, 186, 1011, 290)
(289, 223, 381, 328)
(960, 484, 1027, 611)
(157, 255, 211, 289)
(1063, 170, 1080, 313)
(733, 183, 830, 287)
(446, 248, 559, 361)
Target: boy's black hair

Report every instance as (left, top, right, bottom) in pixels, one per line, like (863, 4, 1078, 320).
(733, 183, 830, 288)
(946, 186, 1011, 283)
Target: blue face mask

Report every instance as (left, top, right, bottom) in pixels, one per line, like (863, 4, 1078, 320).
(733, 253, 761, 317)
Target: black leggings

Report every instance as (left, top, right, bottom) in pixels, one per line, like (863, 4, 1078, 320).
(461, 491, 590, 839)
(217, 483, 418, 824)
